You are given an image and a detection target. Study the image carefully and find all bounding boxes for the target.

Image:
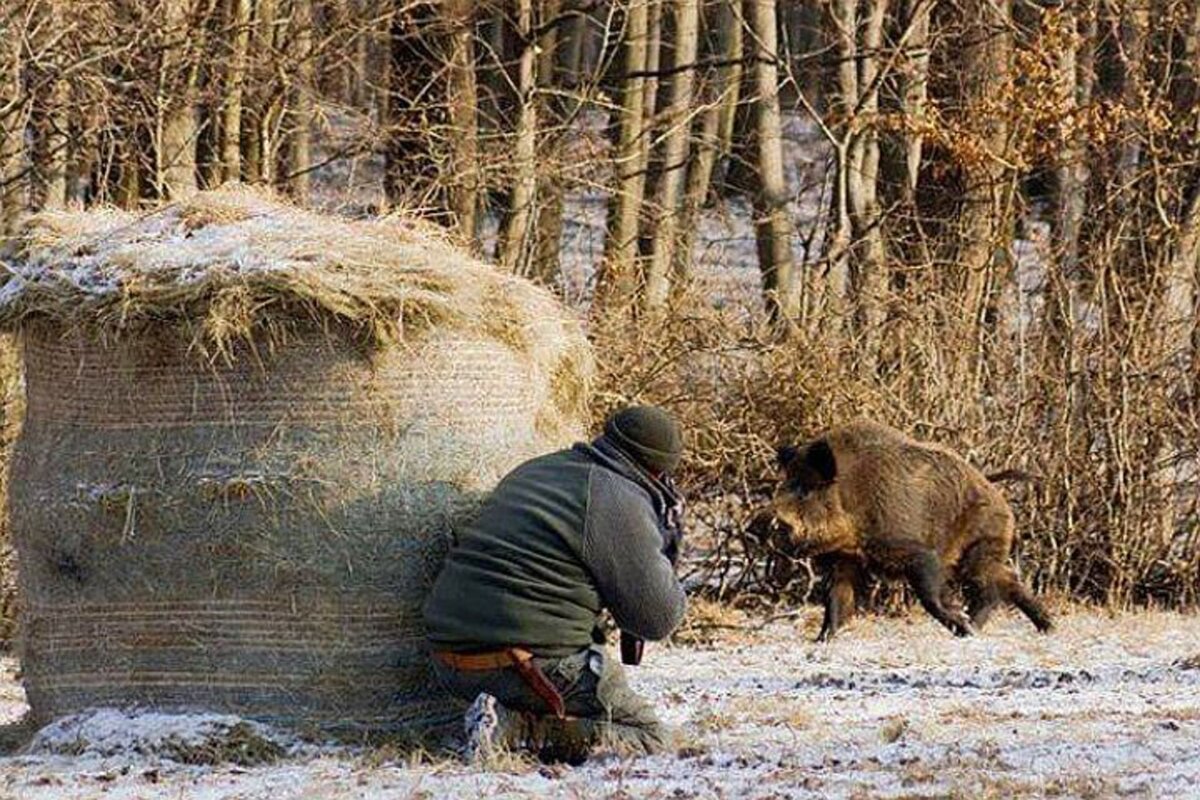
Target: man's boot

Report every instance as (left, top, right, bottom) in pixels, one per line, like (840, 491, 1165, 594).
(462, 693, 526, 765)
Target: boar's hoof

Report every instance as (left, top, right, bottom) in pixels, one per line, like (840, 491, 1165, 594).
(949, 615, 976, 637)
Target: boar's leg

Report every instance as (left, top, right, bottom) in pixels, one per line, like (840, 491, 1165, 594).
(959, 539, 1052, 633)
(996, 568, 1054, 633)
(885, 543, 974, 637)
(815, 556, 865, 642)
(963, 577, 1001, 629)
(958, 541, 1003, 629)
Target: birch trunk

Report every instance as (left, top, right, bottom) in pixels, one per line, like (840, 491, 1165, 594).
(823, 0, 856, 321)
(284, 0, 314, 202)
(445, 0, 478, 243)
(598, 0, 651, 310)
(899, 0, 932, 202)
(1046, 1, 1094, 364)
(676, 0, 742, 282)
(498, 0, 539, 274)
(532, 0, 567, 283)
(1116, 0, 1148, 197)
(0, 5, 26, 234)
(221, 0, 251, 182)
(1159, 184, 1200, 357)
(847, 0, 890, 370)
(644, 0, 700, 310)
(160, 0, 200, 199)
(748, 0, 799, 322)
(956, 0, 1013, 336)
(32, 0, 69, 209)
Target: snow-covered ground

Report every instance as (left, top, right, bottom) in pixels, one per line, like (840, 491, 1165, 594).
(0, 607, 1197, 799)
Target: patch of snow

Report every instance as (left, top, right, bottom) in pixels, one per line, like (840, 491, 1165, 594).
(26, 708, 305, 764)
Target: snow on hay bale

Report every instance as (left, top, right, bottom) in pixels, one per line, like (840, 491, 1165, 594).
(0, 187, 592, 736)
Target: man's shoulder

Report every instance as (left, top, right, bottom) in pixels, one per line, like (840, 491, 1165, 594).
(586, 459, 655, 510)
(511, 445, 593, 475)
(494, 446, 597, 494)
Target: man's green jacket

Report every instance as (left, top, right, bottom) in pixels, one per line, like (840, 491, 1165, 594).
(422, 437, 687, 658)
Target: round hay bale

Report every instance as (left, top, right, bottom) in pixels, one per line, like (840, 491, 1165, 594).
(0, 187, 592, 736)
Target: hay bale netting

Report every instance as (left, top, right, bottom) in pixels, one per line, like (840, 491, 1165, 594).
(0, 187, 592, 736)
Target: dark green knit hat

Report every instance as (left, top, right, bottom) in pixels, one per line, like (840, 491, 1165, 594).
(604, 405, 684, 474)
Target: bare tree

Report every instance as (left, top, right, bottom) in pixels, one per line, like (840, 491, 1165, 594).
(644, 0, 700, 310)
(159, 0, 202, 199)
(955, 0, 1014, 344)
(676, 0, 742, 282)
(0, 2, 29, 233)
(220, 0, 252, 182)
(30, 0, 70, 209)
(499, 0, 540, 274)
(284, 0, 314, 202)
(598, 0, 653, 310)
(746, 0, 798, 322)
(445, 0, 479, 244)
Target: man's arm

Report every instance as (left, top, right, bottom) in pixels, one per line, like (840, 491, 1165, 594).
(579, 469, 687, 641)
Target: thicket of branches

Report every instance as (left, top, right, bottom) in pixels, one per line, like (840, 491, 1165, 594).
(1, 0, 1197, 607)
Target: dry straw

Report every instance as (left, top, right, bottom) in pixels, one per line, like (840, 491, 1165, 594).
(4, 186, 593, 739)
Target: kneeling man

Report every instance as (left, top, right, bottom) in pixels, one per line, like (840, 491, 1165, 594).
(422, 406, 687, 763)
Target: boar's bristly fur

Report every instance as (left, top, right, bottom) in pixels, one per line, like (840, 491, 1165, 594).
(773, 419, 1053, 641)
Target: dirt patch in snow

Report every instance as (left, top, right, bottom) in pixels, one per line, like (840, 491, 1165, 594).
(0, 608, 1197, 799)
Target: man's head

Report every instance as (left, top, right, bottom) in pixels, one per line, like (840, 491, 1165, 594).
(603, 405, 684, 476)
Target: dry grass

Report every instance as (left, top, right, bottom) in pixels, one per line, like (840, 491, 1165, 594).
(161, 721, 285, 767)
(879, 716, 910, 744)
(671, 597, 752, 647)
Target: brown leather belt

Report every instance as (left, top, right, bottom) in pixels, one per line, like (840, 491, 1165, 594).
(433, 647, 567, 719)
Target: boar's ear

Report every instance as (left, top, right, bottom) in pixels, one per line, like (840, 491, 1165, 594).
(804, 440, 837, 484)
(776, 444, 801, 468)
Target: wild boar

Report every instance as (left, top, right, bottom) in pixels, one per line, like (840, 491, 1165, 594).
(773, 419, 1052, 641)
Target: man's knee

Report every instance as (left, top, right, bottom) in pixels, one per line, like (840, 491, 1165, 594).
(591, 650, 671, 755)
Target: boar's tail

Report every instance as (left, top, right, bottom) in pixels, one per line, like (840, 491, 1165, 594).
(986, 469, 1041, 485)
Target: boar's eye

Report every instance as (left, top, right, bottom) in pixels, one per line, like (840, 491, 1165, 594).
(776, 445, 801, 469)
(785, 474, 811, 499)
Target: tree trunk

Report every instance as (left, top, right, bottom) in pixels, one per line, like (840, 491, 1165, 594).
(847, 0, 889, 371)
(1047, 0, 1095, 364)
(284, 0, 314, 202)
(32, 0, 69, 210)
(221, 0, 251, 182)
(956, 0, 1013, 337)
(677, 0, 743, 282)
(1116, 0, 1149, 198)
(821, 0, 857, 323)
(532, 0, 568, 284)
(644, 0, 700, 310)
(747, 0, 797, 322)
(899, 0, 932, 203)
(0, 5, 27, 235)
(445, 0, 479, 245)
(639, 0, 664, 179)
(1161, 185, 1200, 367)
(247, 0, 284, 186)
(498, 0, 539, 274)
(598, 0, 652, 310)
(160, 0, 200, 199)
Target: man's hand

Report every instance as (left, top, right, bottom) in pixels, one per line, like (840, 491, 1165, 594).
(661, 477, 686, 567)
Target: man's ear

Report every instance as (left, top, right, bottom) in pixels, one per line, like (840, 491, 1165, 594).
(776, 444, 801, 469)
(804, 440, 837, 484)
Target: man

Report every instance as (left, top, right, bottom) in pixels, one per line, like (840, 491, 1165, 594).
(422, 405, 687, 764)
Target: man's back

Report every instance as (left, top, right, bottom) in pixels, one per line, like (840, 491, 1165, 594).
(423, 447, 601, 657)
